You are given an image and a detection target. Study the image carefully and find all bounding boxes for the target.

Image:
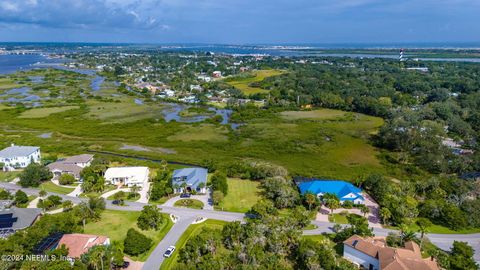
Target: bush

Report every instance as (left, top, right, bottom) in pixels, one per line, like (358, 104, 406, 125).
(14, 190, 29, 205)
(137, 205, 164, 231)
(123, 228, 152, 256)
(59, 174, 75, 185)
(211, 171, 228, 195)
(342, 201, 354, 209)
(19, 163, 52, 187)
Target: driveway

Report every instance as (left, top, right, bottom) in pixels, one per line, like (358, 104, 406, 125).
(67, 185, 83, 197)
(136, 181, 150, 204)
(142, 216, 196, 270)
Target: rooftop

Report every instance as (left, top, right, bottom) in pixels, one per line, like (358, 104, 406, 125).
(63, 154, 94, 164)
(172, 167, 208, 187)
(344, 235, 439, 270)
(297, 180, 364, 201)
(105, 166, 149, 179)
(0, 145, 39, 159)
(0, 207, 41, 230)
(57, 233, 109, 258)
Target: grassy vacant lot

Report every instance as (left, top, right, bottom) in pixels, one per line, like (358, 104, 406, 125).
(174, 199, 204, 209)
(219, 178, 261, 212)
(18, 106, 80, 118)
(328, 213, 349, 224)
(0, 171, 20, 182)
(160, 219, 227, 270)
(86, 99, 167, 123)
(167, 124, 229, 142)
(280, 109, 347, 120)
(226, 70, 284, 95)
(387, 218, 480, 234)
(84, 210, 173, 261)
(0, 78, 18, 90)
(39, 181, 75, 194)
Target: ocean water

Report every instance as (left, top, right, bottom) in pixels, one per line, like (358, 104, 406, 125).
(0, 54, 65, 74)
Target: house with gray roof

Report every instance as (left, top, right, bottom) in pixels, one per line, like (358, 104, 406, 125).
(0, 144, 41, 171)
(172, 167, 208, 193)
(0, 207, 42, 238)
(47, 154, 94, 180)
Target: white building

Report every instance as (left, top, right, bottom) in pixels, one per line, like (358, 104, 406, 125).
(212, 71, 222, 78)
(343, 235, 439, 270)
(197, 75, 212, 82)
(104, 167, 149, 187)
(0, 144, 41, 171)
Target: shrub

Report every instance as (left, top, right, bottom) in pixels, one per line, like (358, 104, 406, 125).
(19, 163, 52, 187)
(14, 190, 29, 205)
(123, 228, 152, 256)
(59, 174, 75, 185)
(137, 205, 164, 231)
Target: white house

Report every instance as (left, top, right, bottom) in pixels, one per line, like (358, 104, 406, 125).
(0, 144, 41, 171)
(212, 71, 222, 78)
(104, 167, 149, 187)
(343, 235, 439, 270)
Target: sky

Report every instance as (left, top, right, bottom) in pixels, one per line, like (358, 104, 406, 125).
(0, 0, 479, 44)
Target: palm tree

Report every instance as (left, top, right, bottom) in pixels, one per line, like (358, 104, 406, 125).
(197, 182, 206, 193)
(359, 204, 370, 217)
(304, 193, 317, 210)
(160, 160, 168, 171)
(181, 182, 188, 194)
(416, 218, 432, 248)
(379, 207, 392, 225)
(78, 202, 94, 229)
(132, 184, 140, 193)
(399, 224, 416, 246)
(325, 198, 340, 214)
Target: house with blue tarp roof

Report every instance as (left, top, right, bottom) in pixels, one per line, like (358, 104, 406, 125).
(297, 180, 365, 204)
(172, 167, 208, 193)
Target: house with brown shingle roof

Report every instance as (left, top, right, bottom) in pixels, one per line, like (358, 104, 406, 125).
(343, 235, 439, 270)
(56, 233, 110, 258)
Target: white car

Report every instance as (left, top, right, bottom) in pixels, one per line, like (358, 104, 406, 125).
(163, 246, 176, 258)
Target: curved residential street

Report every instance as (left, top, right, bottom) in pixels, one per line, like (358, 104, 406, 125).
(1, 181, 479, 269)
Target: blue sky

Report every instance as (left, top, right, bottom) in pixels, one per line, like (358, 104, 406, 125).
(0, 0, 479, 44)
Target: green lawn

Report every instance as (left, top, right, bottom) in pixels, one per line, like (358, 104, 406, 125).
(218, 178, 261, 213)
(149, 196, 171, 205)
(18, 106, 80, 118)
(107, 192, 140, 202)
(39, 181, 75, 194)
(328, 213, 349, 224)
(160, 219, 227, 270)
(0, 171, 20, 182)
(387, 218, 480, 234)
(80, 185, 116, 198)
(304, 223, 318, 230)
(174, 199, 204, 209)
(226, 70, 284, 95)
(83, 210, 173, 261)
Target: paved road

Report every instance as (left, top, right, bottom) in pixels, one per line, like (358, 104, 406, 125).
(142, 216, 196, 270)
(2, 182, 480, 264)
